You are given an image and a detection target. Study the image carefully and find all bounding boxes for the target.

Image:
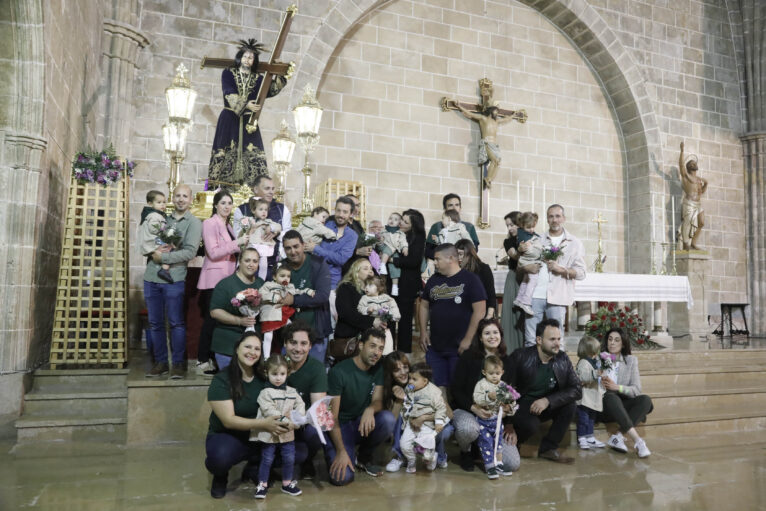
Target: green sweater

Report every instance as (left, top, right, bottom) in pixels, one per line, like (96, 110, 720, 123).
(143, 210, 202, 283)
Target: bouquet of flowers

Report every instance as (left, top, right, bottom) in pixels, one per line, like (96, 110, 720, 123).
(155, 223, 182, 248)
(240, 217, 253, 234)
(231, 289, 262, 332)
(376, 306, 395, 325)
(585, 302, 661, 350)
(599, 351, 616, 371)
(541, 242, 566, 261)
(495, 382, 521, 415)
(72, 145, 135, 187)
(360, 232, 382, 248)
(291, 396, 335, 444)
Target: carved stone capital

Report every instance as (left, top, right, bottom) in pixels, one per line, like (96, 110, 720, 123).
(1, 131, 48, 171)
(102, 19, 150, 63)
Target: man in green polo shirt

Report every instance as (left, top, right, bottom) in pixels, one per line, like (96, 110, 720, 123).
(324, 328, 395, 486)
(144, 184, 202, 379)
(283, 321, 328, 478)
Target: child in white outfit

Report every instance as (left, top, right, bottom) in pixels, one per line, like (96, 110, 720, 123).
(377, 212, 409, 296)
(399, 362, 449, 473)
(575, 335, 607, 450)
(438, 209, 472, 245)
(252, 354, 305, 499)
(296, 206, 338, 245)
(136, 190, 173, 283)
(241, 198, 282, 280)
(258, 266, 314, 358)
(357, 276, 399, 354)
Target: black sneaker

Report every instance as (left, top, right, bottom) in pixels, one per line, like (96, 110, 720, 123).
(169, 364, 186, 379)
(281, 480, 302, 496)
(355, 459, 383, 477)
(496, 462, 513, 476)
(254, 482, 268, 499)
(210, 475, 227, 499)
(459, 451, 475, 472)
(300, 460, 317, 480)
(145, 362, 169, 377)
(486, 466, 499, 480)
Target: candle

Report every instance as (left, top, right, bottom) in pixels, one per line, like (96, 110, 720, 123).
(531, 182, 535, 212)
(662, 194, 667, 244)
(542, 183, 546, 220)
(651, 193, 656, 243)
(516, 180, 520, 208)
(671, 195, 676, 247)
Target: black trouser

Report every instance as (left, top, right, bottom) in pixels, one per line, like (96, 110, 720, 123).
(197, 288, 215, 363)
(512, 399, 577, 454)
(599, 392, 653, 433)
(392, 294, 416, 354)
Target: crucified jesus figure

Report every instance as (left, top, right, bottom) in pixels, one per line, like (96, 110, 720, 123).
(454, 103, 518, 189)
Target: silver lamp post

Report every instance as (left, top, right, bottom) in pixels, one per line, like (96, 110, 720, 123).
(270, 119, 296, 203)
(292, 84, 323, 217)
(163, 63, 197, 199)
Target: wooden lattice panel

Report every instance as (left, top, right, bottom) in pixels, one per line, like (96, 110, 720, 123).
(49, 177, 129, 368)
(314, 179, 366, 228)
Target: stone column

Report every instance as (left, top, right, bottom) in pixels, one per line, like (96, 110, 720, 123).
(741, 1, 766, 335)
(668, 252, 711, 343)
(97, 18, 149, 154)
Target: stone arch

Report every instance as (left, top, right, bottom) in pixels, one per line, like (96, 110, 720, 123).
(291, 0, 664, 271)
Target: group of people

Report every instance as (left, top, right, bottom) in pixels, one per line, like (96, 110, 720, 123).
(138, 176, 653, 501)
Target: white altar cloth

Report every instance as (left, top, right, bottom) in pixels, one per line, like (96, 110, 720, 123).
(492, 270, 693, 309)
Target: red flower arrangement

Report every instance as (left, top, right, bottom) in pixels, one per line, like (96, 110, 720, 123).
(586, 303, 660, 350)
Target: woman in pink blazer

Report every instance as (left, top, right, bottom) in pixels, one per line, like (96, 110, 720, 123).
(197, 190, 250, 374)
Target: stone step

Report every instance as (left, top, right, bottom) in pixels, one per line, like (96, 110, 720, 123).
(649, 392, 766, 420)
(15, 416, 127, 443)
(32, 370, 128, 393)
(565, 351, 766, 370)
(23, 392, 127, 417)
(641, 370, 766, 397)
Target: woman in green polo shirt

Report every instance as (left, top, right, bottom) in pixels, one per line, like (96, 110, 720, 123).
(210, 247, 264, 369)
(205, 331, 292, 499)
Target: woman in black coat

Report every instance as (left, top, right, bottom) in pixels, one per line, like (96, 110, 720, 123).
(389, 209, 425, 354)
(455, 239, 497, 318)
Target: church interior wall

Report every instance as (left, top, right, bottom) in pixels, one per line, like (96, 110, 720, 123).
(120, 0, 747, 339)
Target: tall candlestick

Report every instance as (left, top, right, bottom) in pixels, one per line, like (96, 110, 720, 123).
(671, 195, 676, 248)
(516, 180, 520, 208)
(662, 194, 667, 244)
(542, 183, 546, 220)
(531, 182, 535, 212)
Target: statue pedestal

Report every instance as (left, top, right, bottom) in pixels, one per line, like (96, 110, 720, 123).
(669, 251, 711, 342)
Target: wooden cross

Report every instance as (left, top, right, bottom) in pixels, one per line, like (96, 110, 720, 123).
(201, 5, 297, 133)
(441, 78, 527, 229)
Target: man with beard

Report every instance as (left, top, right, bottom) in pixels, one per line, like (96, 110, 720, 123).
(505, 318, 582, 464)
(324, 328, 395, 485)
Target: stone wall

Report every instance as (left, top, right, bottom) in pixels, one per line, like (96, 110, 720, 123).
(124, 0, 748, 336)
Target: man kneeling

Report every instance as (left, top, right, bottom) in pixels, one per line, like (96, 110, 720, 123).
(325, 328, 395, 485)
(505, 319, 582, 463)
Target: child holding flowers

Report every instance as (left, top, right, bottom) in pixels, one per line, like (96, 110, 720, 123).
(575, 335, 608, 450)
(472, 355, 519, 479)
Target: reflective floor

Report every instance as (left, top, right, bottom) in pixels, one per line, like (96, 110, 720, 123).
(2, 418, 765, 511)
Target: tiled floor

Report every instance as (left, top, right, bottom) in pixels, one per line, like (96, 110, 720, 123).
(2, 419, 765, 510)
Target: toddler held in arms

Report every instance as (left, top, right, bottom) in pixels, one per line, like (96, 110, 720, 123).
(296, 206, 339, 245)
(259, 266, 314, 357)
(136, 190, 173, 283)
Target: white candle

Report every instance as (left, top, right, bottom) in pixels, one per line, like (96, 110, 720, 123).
(671, 195, 676, 246)
(531, 182, 535, 212)
(516, 180, 520, 208)
(542, 183, 546, 220)
(651, 193, 656, 243)
(662, 194, 667, 244)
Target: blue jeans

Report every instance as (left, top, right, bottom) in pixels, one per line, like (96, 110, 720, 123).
(524, 298, 566, 346)
(323, 411, 395, 486)
(144, 280, 186, 365)
(577, 405, 597, 437)
(309, 337, 328, 364)
(425, 349, 460, 387)
(205, 433, 260, 478)
(259, 442, 295, 483)
(392, 415, 453, 464)
(294, 425, 323, 468)
(215, 353, 232, 370)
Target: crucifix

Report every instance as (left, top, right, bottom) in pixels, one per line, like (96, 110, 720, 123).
(592, 212, 607, 273)
(441, 78, 527, 229)
(201, 4, 297, 134)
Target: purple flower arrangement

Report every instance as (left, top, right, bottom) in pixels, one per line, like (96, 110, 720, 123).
(72, 145, 135, 187)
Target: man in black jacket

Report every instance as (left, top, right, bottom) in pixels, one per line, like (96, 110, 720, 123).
(505, 318, 581, 463)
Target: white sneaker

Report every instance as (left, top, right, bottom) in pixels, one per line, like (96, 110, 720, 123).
(379, 265, 388, 275)
(608, 433, 628, 453)
(635, 439, 651, 458)
(391, 284, 399, 296)
(587, 436, 606, 448)
(578, 437, 591, 450)
(437, 458, 448, 469)
(520, 303, 535, 316)
(385, 457, 403, 472)
(195, 360, 215, 377)
(406, 461, 416, 473)
(426, 457, 437, 471)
